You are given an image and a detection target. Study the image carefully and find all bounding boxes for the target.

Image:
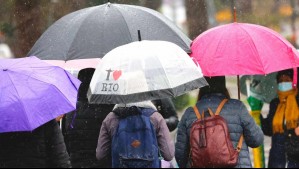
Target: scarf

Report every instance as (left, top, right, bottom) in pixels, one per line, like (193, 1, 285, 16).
(273, 89, 299, 134)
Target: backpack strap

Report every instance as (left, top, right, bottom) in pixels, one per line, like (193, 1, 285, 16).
(140, 108, 156, 117)
(213, 99, 244, 152)
(193, 107, 217, 119)
(236, 135, 244, 152)
(193, 106, 202, 120)
(215, 99, 228, 116)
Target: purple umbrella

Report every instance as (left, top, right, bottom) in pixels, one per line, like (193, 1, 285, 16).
(0, 56, 81, 133)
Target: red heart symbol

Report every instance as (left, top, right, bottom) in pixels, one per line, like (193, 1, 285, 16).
(113, 70, 122, 81)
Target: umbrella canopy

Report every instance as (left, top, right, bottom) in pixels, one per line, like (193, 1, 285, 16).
(88, 41, 207, 104)
(190, 23, 299, 76)
(27, 2, 191, 69)
(240, 73, 277, 103)
(0, 56, 81, 133)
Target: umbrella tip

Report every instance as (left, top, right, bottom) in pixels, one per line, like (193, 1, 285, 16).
(138, 30, 142, 41)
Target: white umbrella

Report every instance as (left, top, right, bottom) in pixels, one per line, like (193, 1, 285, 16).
(88, 40, 207, 104)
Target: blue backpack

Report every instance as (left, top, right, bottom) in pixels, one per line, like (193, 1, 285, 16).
(112, 107, 160, 168)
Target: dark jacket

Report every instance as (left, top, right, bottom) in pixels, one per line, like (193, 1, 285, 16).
(261, 95, 299, 167)
(63, 84, 114, 168)
(0, 120, 71, 168)
(175, 93, 264, 168)
(261, 98, 286, 168)
(152, 98, 179, 132)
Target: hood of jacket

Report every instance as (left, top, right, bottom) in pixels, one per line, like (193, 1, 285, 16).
(113, 101, 157, 118)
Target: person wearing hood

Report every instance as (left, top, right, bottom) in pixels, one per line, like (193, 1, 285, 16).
(261, 69, 299, 168)
(175, 76, 264, 168)
(96, 101, 175, 167)
(62, 68, 114, 168)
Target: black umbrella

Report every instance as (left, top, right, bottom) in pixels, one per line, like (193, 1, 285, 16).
(28, 2, 191, 63)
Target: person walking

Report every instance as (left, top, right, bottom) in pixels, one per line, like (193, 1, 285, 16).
(175, 76, 264, 168)
(96, 101, 174, 168)
(0, 120, 71, 168)
(261, 69, 299, 168)
(62, 68, 114, 168)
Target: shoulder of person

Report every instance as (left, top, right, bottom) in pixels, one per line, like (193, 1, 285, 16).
(225, 98, 242, 104)
(105, 112, 119, 121)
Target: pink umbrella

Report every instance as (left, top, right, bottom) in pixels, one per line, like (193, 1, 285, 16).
(190, 22, 299, 98)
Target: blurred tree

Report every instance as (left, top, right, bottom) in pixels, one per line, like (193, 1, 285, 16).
(142, 0, 162, 10)
(235, 0, 253, 22)
(13, 0, 48, 57)
(0, 1, 14, 36)
(173, 94, 191, 111)
(185, 0, 208, 39)
(51, 0, 87, 22)
(290, 0, 298, 48)
(236, 0, 252, 13)
(272, 0, 281, 13)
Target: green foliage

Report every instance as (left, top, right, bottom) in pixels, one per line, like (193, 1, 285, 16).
(0, 23, 14, 37)
(173, 93, 197, 111)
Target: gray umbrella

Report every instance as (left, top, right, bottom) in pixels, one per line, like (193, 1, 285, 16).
(240, 73, 278, 103)
(27, 3, 191, 61)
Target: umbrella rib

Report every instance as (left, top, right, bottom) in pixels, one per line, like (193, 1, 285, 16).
(212, 26, 230, 69)
(49, 83, 76, 115)
(256, 24, 293, 50)
(257, 25, 298, 71)
(5, 70, 75, 128)
(64, 8, 99, 61)
(113, 5, 133, 42)
(0, 59, 28, 70)
(156, 58, 173, 91)
(12, 67, 79, 96)
(5, 71, 32, 130)
(239, 25, 265, 74)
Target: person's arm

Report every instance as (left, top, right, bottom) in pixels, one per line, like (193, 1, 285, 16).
(175, 108, 191, 168)
(45, 120, 71, 168)
(153, 112, 175, 161)
(239, 103, 264, 148)
(96, 116, 112, 161)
